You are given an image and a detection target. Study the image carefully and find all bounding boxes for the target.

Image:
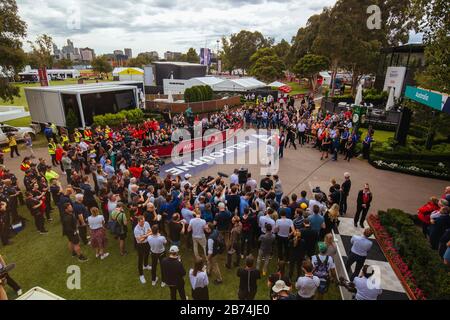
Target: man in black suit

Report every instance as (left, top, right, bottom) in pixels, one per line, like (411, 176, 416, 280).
(354, 183, 372, 228)
(342, 172, 352, 215)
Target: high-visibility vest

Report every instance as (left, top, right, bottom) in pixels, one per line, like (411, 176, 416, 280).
(48, 142, 56, 155)
(8, 137, 17, 147)
(61, 135, 69, 144)
(105, 128, 111, 136)
(74, 131, 82, 143)
(20, 162, 30, 172)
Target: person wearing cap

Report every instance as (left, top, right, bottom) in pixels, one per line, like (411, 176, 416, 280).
(346, 228, 373, 281)
(272, 280, 295, 300)
(161, 245, 187, 300)
(312, 242, 336, 296)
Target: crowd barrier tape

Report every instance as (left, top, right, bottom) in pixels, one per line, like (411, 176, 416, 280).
(142, 121, 244, 158)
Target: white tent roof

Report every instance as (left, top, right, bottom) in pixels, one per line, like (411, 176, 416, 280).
(190, 77, 224, 87)
(319, 71, 331, 78)
(112, 67, 144, 76)
(268, 81, 286, 88)
(214, 77, 267, 92)
(16, 287, 65, 300)
(24, 82, 139, 94)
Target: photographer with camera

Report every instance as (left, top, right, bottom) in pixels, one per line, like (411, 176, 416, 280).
(339, 265, 382, 300)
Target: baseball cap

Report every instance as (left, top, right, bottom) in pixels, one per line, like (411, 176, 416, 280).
(184, 174, 192, 179)
(300, 203, 308, 210)
(272, 280, 290, 293)
(169, 245, 179, 254)
(318, 242, 327, 253)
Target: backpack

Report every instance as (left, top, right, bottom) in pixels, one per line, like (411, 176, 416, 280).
(313, 255, 330, 280)
(211, 230, 225, 256)
(314, 255, 330, 294)
(109, 211, 124, 236)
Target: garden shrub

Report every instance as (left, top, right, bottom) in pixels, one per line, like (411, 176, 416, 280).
(378, 209, 450, 300)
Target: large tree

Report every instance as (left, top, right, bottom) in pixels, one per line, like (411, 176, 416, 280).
(221, 30, 273, 73)
(184, 48, 199, 63)
(273, 39, 291, 66)
(127, 53, 154, 67)
(28, 34, 54, 68)
(412, 0, 449, 93)
(293, 54, 329, 92)
(0, 0, 27, 102)
(249, 48, 285, 82)
(92, 55, 112, 76)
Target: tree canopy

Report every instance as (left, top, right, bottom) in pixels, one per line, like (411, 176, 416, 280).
(293, 54, 329, 91)
(28, 34, 54, 68)
(0, 0, 27, 102)
(92, 55, 113, 75)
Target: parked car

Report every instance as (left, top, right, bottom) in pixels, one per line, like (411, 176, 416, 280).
(0, 124, 36, 145)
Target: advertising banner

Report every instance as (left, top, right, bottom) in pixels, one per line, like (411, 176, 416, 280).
(200, 48, 211, 66)
(38, 68, 49, 86)
(383, 66, 406, 99)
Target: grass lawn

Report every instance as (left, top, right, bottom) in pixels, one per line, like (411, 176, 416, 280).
(1, 205, 341, 300)
(0, 78, 112, 110)
(360, 128, 394, 143)
(286, 82, 309, 95)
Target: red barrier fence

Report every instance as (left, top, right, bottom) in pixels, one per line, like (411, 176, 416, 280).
(142, 121, 243, 158)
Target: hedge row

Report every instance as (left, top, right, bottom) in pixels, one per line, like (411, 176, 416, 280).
(93, 109, 144, 127)
(378, 209, 450, 300)
(184, 85, 213, 103)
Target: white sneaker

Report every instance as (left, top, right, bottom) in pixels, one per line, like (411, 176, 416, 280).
(101, 253, 110, 260)
(152, 277, 158, 286)
(139, 275, 146, 284)
(161, 282, 166, 288)
(144, 265, 152, 270)
(17, 289, 23, 296)
(96, 253, 101, 258)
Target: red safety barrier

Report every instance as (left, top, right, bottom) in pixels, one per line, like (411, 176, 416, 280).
(142, 122, 243, 158)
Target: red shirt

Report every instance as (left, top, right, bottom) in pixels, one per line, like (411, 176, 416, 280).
(129, 166, 143, 179)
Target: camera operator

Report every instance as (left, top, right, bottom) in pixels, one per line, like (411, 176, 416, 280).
(339, 265, 382, 300)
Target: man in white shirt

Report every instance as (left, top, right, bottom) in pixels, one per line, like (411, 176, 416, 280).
(275, 210, 294, 261)
(296, 260, 320, 300)
(297, 121, 307, 146)
(308, 193, 327, 215)
(353, 265, 382, 300)
(188, 212, 207, 258)
(246, 173, 257, 192)
(147, 224, 167, 287)
(230, 169, 239, 185)
(181, 174, 192, 190)
(346, 228, 373, 281)
(134, 216, 152, 284)
(259, 209, 276, 234)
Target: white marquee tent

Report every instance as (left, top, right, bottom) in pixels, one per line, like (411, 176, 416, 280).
(214, 77, 267, 92)
(268, 81, 286, 88)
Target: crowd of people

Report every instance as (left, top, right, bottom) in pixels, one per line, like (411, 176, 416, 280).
(0, 94, 447, 301)
(417, 187, 450, 264)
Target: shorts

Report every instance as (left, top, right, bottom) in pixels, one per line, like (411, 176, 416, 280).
(118, 231, 127, 241)
(67, 233, 80, 245)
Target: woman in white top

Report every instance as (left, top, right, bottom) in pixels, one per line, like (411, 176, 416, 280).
(88, 207, 109, 260)
(189, 257, 209, 300)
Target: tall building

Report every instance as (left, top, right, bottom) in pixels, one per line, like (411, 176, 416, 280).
(80, 47, 95, 62)
(113, 49, 124, 56)
(138, 51, 159, 61)
(164, 51, 182, 61)
(124, 48, 132, 59)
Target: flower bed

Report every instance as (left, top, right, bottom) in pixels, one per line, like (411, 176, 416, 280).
(368, 209, 450, 300)
(370, 159, 450, 181)
(368, 215, 424, 300)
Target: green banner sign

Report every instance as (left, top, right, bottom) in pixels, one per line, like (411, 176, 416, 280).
(405, 86, 442, 111)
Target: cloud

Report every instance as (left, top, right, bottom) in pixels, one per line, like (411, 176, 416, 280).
(17, 0, 337, 54)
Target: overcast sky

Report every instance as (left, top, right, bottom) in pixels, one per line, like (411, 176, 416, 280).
(17, 0, 422, 56)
